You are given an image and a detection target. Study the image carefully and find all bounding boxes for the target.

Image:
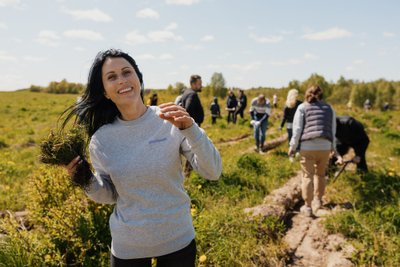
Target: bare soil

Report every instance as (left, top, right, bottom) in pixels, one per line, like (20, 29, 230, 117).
(245, 172, 356, 267)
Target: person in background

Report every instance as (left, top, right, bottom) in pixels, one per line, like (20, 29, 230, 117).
(234, 89, 247, 120)
(364, 98, 371, 111)
(273, 94, 278, 108)
(181, 75, 204, 127)
(180, 75, 205, 177)
(225, 90, 238, 124)
(280, 89, 302, 160)
(289, 85, 340, 217)
(63, 49, 222, 266)
(210, 97, 221, 125)
(150, 93, 158, 106)
(174, 88, 185, 106)
(335, 116, 369, 172)
(249, 94, 271, 153)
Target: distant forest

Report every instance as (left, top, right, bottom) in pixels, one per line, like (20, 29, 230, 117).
(28, 73, 400, 110)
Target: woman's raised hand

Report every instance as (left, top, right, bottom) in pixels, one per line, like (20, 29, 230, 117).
(158, 102, 194, 130)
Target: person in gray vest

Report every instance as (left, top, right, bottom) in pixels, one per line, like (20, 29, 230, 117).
(288, 85, 341, 217)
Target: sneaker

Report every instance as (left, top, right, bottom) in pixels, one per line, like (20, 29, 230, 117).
(312, 199, 322, 212)
(259, 150, 265, 155)
(289, 156, 295, 163)
(254, 147, 259, 153)
(295, 152, 300, 159)
(300, 205, 313, 217)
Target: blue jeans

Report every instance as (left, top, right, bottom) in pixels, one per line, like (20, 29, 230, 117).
(254, 119, 268, 149)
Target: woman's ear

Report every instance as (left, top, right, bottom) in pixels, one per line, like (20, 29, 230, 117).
(104, 92, 111, 99)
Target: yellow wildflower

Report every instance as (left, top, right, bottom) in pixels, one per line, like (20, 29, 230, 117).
(199, 254, 207, 263)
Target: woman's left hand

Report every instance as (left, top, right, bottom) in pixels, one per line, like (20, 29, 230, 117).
(158, 102, 194, 130)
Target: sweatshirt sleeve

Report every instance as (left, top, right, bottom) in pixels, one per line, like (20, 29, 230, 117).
(86, 137, 118, 204)
(289, 104, 305, 150)
(180, 124, 222, 180)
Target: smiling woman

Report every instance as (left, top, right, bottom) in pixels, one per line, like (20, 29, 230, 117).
(60, 48, 222, 266)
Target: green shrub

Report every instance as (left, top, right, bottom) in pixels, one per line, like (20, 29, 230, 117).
(237, 154, 265, 175)
(0, 166, 112, 266)
(0, 139, 8, 149)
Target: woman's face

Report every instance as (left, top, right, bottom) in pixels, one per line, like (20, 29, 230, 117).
(101, 57, 142, 107)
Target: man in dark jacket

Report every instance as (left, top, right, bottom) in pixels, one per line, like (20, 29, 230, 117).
(335, 116, 370, 172)
(235, 89, 247, 120)
(181, 75, 204, 126)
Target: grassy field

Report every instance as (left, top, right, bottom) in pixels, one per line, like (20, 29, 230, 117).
(0, 90, 399, 266)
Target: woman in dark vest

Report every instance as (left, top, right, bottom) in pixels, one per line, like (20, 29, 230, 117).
(288, 85, 341, 217)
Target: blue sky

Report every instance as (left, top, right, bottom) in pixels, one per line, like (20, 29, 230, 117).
(0, 0, 399, 91)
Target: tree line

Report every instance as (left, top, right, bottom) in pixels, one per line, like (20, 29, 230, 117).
(30, 73, 400, 110)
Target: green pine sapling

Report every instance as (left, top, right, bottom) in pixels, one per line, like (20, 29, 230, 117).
(40, 126, 92, 189)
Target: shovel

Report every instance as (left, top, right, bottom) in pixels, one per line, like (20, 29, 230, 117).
(332, 159, 354, 183)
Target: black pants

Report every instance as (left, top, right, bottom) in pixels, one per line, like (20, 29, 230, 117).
(235, 107, 245, 119)
(227, 111, 236, 123)
(337, 140, 369, 172)
(111, 239, 196, 267)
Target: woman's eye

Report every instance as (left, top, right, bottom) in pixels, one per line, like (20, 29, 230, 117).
(123, 70, 132, 76)
(107, 75, 116, 81)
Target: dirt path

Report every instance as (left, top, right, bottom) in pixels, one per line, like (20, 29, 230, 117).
(245, 172, 356, 267)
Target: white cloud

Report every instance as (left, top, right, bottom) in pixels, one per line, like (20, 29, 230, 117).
(23, 56, 46, 62)
(160, 53, 174, 60)
(166, 0, 200, 5)
(201, 35, 214, 42)
(304, 53, 318, 60)
(125, 30, 182, 45)
(0, 22, 7, 29)
(165, 22, 178, 31)
(207, 62, 262, 71)
(346, 66, 354, 71)
(0, 0, 20, 7)
(302, 27, 352, 40)
(74, 46, 86, 52)
(63, 8, 112, 22)
(227, 62, 262, 71)
(0, 50, 16, 61)
(269, 59, 302, 66)
(35, 30, 60, 47)
(137, 54, 156, 60)
(184, 44, 203, 50)
(63, 30, 103, 41)
(249, 33, 282, 43)
(383, 32, 395, 38)
(125, 31, 148, 45)
(353, 59, 364, 64)
(148, 30, 183, 42)
(136, 8, 159, 19)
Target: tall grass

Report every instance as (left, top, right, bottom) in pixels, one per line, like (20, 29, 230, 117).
(0, 91, 399, 265)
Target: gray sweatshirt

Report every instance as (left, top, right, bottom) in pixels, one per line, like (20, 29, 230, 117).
(86, 106, 222, 259)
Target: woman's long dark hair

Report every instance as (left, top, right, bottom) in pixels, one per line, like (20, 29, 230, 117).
(61, 49, 143, 138)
